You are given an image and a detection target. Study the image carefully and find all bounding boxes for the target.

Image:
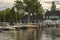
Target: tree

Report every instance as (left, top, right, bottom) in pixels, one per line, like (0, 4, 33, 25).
(5, 8, 11, 22)
(14, 0, 25, 21)
(51, 1, 56, 11)
(0, 10, 4, 22)
(8, 7, 16, 22)
(0, 8, 11, 22)
(14, 0, 23, 10)
(14, 0, 44, 16)
(23, 0, 44, 16)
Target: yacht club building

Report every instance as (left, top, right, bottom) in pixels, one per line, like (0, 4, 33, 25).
(43, 11, 60, 20)
(20, 15, 43, 24)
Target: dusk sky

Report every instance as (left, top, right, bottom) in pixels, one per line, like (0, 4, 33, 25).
(0, 0, 60, 10)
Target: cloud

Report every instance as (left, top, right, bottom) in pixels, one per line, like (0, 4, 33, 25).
(40, 0, 53, 10)
(0, 0, 15, 10)
(0, 0, 60, 10)
(40, 0, 60, 10)
(55, 1, 60, 5)
(44, 0, 60, 5)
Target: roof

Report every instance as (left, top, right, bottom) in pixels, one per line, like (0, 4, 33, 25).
(45, 11, 60, 16)
(20, 15, 43, 21)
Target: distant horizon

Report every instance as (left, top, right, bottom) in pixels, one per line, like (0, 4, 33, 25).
(0, 0, 60, 10)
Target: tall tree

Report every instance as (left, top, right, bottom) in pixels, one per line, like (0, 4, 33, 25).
(51, 1, 56, 11)
(14, 0, 25, 21)
(0, 8, 11, 22)
(5, 8, 11, 22)
(9, 7, 16, 22)
(14, 0, 44, 16)
(23, 0, 44, 16)
(14, 0, 23, 10)
(0, 10, 4, 22)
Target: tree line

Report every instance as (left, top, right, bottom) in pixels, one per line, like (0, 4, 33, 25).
(0, 0, 56, 22)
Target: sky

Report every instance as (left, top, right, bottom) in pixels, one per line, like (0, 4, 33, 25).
(0, 0, 15, 10)
(41, 0, 60, 10)
(0, 0, 60, 10)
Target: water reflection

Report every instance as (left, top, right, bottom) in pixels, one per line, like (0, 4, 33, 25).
(41, 27, 60, 40)
(0, 27, 60, 40)
(0, 31, 15, 40)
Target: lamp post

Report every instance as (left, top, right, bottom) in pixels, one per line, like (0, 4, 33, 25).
(14, 7, 18, 23)
(4, 10, 5, 22)
(3, 10, 6, 27)
(28, 8, 30, 24)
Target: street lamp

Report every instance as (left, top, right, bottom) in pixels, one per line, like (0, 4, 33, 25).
(28, 8, 30, 24)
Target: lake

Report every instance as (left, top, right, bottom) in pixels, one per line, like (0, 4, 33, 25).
(0, 27, 60, 40)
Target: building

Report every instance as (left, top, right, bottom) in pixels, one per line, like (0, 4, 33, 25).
(43, 11, 60, 20)
(20, 15, 43, 24)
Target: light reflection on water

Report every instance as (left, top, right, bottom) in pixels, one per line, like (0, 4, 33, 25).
(0, 27, 60, 40)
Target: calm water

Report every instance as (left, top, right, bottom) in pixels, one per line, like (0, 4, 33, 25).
(0, 27, 60, 40)
(0, 31, 15, 40)
(41, 27, 60, 40)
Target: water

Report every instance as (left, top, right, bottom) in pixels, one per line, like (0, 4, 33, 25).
(0, 31, 15, 40)
(0, 27, 60, 40)
(41, 27, 60, 40)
